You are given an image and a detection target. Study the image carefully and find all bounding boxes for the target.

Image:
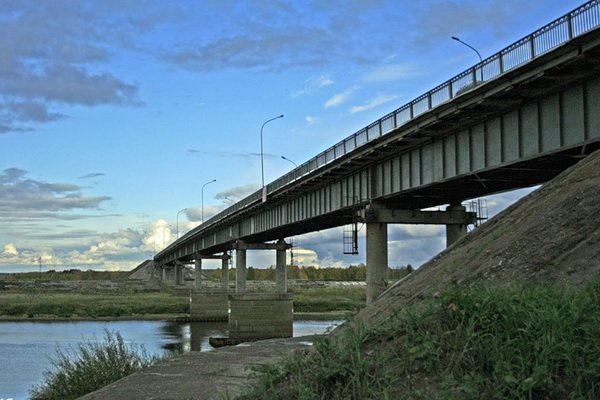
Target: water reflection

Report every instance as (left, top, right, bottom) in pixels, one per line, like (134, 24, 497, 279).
(159, 320, 342, 353)
(160, 321, 228, 352)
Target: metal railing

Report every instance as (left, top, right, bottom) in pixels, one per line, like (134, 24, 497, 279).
(173, 0, 600, 247)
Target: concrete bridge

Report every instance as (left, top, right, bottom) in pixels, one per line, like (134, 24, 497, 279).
(155, 1, 600, 337)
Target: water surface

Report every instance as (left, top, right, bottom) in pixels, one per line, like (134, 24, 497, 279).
(0, 319, 341, 399)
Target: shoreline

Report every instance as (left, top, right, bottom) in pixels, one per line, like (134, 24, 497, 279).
(0, 311, 350, 322)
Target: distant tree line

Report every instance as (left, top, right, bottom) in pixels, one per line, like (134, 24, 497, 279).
(206, 264, 413, 282)
(0, 269, 127, 281)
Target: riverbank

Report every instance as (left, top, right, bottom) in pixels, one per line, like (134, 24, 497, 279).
(79, 335, 319, 400)
(0, 310, 350, 322)
(0, 283, 364, 320)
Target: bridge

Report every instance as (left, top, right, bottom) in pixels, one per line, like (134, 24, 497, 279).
(155, 1, 600, 312)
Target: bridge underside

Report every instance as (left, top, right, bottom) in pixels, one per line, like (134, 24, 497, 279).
(156, 26, 600, 267)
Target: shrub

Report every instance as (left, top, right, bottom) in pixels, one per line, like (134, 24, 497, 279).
(30, 330, 161, 400)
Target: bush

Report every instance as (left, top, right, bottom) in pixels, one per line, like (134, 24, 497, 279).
(30, 330, 161, 400)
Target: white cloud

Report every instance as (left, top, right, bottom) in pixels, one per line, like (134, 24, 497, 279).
(292, 75, 334, 97)
(364, 63, 421, 82)
(324, 87, 356, 109)
(3, 243, 19, 256)
(290, 247, 319, 266)
(305, 115, 316, 125)
(349, 94, 398, 114)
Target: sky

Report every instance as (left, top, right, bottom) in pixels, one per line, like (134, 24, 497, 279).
(0, 0, 586, 272)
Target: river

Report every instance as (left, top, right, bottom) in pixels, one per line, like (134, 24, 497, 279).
(0, 319, 341, 400)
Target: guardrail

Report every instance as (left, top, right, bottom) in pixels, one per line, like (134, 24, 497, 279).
(173, 0, 600, 248)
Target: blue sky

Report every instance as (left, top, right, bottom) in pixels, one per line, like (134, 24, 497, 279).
(0, 0, 585, 272)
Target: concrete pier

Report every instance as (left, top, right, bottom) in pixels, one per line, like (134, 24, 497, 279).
(190, 290, 229, 322)
(228, 293, 293, 340)
(175, 264, 184, 286)
(220, 254, 229, 290)
(235, 245, 247, 293)
(366, 222, 388, 304)
(275, 239, 287, 294)
(445, 203, 469, 246)
(194, 258, 202, 289)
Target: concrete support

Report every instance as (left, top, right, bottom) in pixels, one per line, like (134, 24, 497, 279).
(275, 239, 287, 294)
(194, 258, 202, 289)
(175, 264, 184, 286)
(366, 222, 388, 304)
(446, 203, 468, 246)
(190, 290, 229, 322)
(221, 255, 229, 290)
(161, 267, 166, 281)
(228, 293, 293, 340)
(236, 247, 247, 293)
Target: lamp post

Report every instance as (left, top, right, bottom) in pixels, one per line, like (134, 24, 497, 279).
(451, 36, 483, 82)
(176, 208, 187, 239)
(260, 114, 284, 202)
(281, 155, 297, 167)
(201, 179, 216, 224)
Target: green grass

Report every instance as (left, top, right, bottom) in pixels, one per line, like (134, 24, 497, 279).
(239, 280, 600, 400)
(0, 286, 365, 318)
(0, 292, 190, 318)
(291, 287, 365, 313)
(30, 330, 161, 400)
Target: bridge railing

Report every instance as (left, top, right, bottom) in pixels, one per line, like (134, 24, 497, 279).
(196, 0, 600, 238)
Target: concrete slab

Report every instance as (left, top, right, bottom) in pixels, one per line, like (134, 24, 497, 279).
(79, 336, 316, 400)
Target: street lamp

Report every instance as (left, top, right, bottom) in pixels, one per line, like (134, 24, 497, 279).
(176, 208, 187, 239)
(451, 36, 483, 82)
(260, 114, 284, 202)
(281, 155, 297, 167)
(201, 179, 216, 224)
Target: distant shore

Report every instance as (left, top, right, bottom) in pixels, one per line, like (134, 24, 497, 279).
(0, 311, 349, 322)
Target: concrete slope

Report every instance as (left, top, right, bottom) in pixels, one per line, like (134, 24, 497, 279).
(361, 149, 600, 325)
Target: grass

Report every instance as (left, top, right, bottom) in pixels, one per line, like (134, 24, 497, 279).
(0, 286, 366, 319)
(0, 292, 190, 319)
(291, 287, 365, 313)
(239, 279, 600, 400)
(30, 330, 161, 400)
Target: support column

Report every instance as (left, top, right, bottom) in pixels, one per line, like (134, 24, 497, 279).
(194, 257, 202, 290)
(366, 222, 388, 304)
(275, 239, 287, 294)
(221, 254, 229, 291)
(175, 264, 184, 286)
(446, 203, 468, 247)
(236, 246, 247, 293)
(161, 267, 166, 281)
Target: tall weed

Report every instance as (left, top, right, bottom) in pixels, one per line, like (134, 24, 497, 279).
(30, 330, 161, 400)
